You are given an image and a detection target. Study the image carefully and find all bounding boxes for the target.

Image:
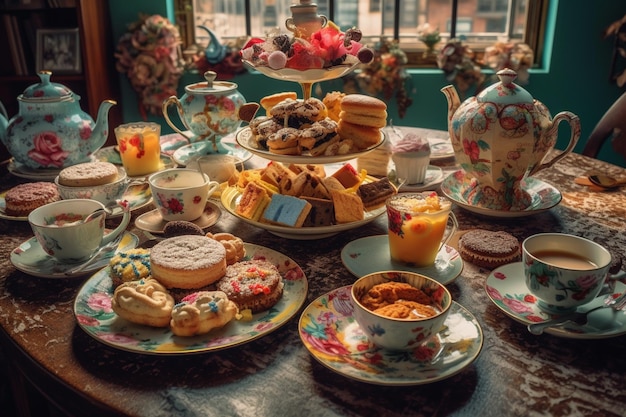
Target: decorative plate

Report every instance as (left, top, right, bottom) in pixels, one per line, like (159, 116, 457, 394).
(388, 165, 444, 192)
(10, 232, 138, 278)
(243, 60, 359, 83)
(299, 286, 483, 386)
(440, 170, 562, 218)
(428, 137, 455, 160)
(341, 235, 463, 285)
(235, 127, 386, 165)
(74, 243, 309, 354)
(134, 200, 221, 234)
(220, 185, 386, 240)
(171, 140, 253, 166)
(485, 262, 626, 339)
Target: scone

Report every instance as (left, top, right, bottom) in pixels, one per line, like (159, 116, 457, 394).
(170, 291, 239, 337)
(58, 161, 119, 186)
(109, 248, 151, 288)
(216, 260, 284, 313)
(458, 229, 521, 269)
(111, 278, 174, 327)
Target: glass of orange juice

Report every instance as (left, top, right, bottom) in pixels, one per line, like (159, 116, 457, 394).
(386, 192, 458, 267)
(114, 122, 162, 176)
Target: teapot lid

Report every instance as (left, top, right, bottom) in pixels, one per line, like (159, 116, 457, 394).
(20, 71, 74, 102)
(477, 68, 533, 105)
(185, 71, 238, 94)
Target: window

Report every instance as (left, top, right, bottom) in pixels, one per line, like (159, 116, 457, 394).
(176, 0, 548, 67)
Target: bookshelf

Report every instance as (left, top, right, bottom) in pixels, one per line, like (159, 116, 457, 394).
(0, 0, 122, 161)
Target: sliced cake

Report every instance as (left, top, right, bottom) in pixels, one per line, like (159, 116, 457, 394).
(357, 177, 397, 211)
(302, 197, 335, 227)
(262, 194, 312, 227)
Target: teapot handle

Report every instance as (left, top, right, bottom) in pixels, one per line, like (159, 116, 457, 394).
(528, 111, 581, 176)
(162, 96, 194, 142)
(0, 101, 7, 119)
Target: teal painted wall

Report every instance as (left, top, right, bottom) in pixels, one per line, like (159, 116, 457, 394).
(108, 0, 626, 167)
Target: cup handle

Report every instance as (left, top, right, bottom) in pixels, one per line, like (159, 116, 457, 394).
(602, 269, 626, 294)
(439, 211, 459, 251)
(206, 180, 220, 198)
(101, 200, 131, 246)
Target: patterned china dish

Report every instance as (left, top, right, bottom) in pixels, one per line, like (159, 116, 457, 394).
(10, 231, 138, 279)
(0, 71, 116, 169)
(299, 285, 483, 385)
(134, 200, 221, 234)
(74, 243, 308, 354)
(440, 170, 562, 218)
(441, 68, 580, 211)
(341, 235, 463, 285)
(485, 262, 626, 339)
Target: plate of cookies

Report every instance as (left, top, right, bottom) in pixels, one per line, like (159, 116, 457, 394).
(74, 239, 309, 354)
(236, 92, 388, 164)
(220, 161, 397, 239)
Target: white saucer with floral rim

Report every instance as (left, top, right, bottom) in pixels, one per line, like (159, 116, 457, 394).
(485, 262, 626, 339)
(134, 200, 221, 234)
(299, 285, 483, 386)
(10, 232, 138, 279)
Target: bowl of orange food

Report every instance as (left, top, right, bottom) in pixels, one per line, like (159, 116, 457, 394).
(350, 271, 452, 351)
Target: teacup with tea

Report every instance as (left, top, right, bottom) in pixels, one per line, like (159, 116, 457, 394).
(28, 199, 130, 262)
(148, 168, 219, 222)
(523, 233, 624, 313)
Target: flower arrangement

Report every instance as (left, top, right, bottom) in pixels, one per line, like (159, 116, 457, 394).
(115, 14, 185, 119)
(437, 40, 485, 97)
(417, 23, 441, 57)
(347, 38, 413, 118)
(437, 39, 533, 97)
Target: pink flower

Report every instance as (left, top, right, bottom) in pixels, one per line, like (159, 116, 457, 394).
(87, 292, 112, 313)
(27, 131, 69, 167)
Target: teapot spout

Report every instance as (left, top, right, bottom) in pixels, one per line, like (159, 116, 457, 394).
(90, 100, 117, 151)
(441, 85, 461, 123)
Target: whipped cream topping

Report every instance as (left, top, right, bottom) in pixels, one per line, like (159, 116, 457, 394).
(393, 133, 431, 156)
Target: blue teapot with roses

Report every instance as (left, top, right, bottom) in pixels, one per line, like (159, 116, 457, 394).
(0, 71, 116, 169)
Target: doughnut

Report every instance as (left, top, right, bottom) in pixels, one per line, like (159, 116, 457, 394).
(58, 161, 119, 186)
(109, 248, 151, 288)
(205, 232, 246, 265)
(170, 291, 239, 337)
(4, 182, 59, 217)
(150, 235, 227, 290)
(216, 259, 284, 313)
(458, 229, 521, 269)
(111, 278, 174, 327)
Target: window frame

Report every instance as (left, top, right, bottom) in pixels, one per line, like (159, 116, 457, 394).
(173, 0, 549, 69)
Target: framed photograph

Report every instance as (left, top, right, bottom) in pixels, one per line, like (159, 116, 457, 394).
(36, 28, 82, 74)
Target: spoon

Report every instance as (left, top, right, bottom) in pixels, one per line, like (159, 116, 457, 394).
(587, 174, 626, 189)
(64, 233, 123, 275)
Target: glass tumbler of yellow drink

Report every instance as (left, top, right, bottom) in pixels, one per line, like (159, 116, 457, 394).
(386, 192, 458, 267)
(114, 122, 162, 176)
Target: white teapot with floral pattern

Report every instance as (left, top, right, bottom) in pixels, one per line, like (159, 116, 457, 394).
(441, 68, 581, 210)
